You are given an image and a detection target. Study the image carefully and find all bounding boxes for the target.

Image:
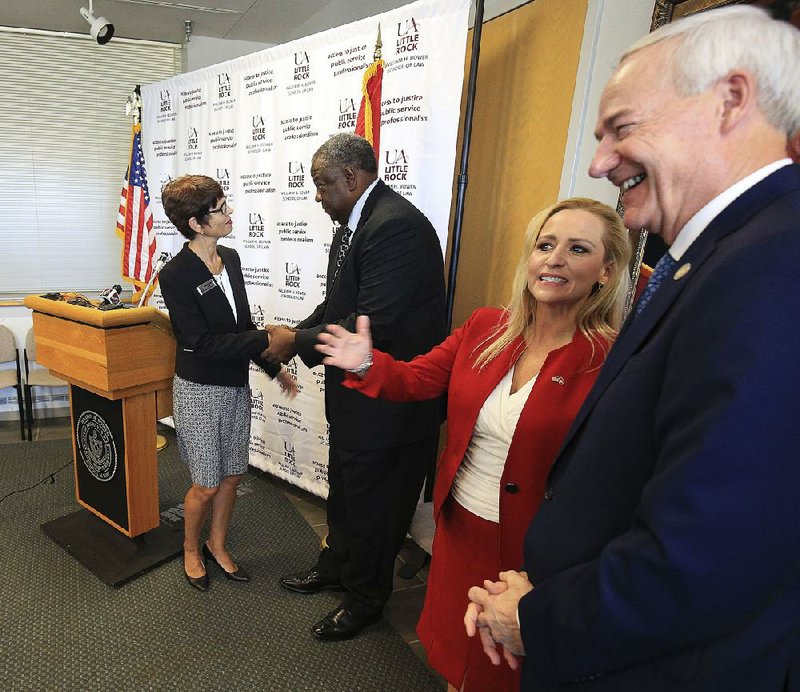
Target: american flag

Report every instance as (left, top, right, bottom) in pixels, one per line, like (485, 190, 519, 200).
(116, 123, 155, 285)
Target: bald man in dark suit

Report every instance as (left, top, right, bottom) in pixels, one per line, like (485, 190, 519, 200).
(267, 133, 445, 641)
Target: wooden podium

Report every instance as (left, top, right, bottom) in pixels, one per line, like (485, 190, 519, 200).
(25, 295, 182, 585)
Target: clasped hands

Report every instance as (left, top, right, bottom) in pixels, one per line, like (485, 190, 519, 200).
(262, 324, 298, 363)
(464, 570, 534, 670)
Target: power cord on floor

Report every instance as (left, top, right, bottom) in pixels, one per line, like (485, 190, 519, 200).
(0, 460, 72, 506)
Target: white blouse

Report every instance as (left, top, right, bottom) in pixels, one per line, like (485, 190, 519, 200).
(213, 267, 238, 323)
(450, 367, 537, 522)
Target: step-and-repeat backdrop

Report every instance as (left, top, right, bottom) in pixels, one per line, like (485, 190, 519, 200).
(141, 0, 469, 496)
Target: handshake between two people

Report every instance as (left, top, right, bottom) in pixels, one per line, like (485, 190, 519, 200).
(261, 316, 375, 374)
(259, 316, 373, 399)
(260, 324, 300, 399)
(261, 323, 299, 363)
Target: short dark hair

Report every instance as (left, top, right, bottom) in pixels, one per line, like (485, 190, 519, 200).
(161, 175, 224, 240)
(312, 133, 378, 174)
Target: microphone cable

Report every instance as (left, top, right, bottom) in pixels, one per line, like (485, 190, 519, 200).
(0, 459, 72, 506)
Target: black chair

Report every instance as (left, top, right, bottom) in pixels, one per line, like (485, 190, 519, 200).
(0, 325, 26, 440)
(23, 328, 67, 441)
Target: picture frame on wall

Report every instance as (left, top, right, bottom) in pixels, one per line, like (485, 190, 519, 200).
(652, 0, 800, 29)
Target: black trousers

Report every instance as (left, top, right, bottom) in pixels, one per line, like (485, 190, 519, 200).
(315, 434, 438, 617)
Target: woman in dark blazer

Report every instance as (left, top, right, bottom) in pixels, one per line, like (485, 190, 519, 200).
(159, 175, 296, 592)
(316, 198, 631, 692)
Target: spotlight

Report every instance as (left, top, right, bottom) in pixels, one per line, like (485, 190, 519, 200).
(79, 1, 114, 45)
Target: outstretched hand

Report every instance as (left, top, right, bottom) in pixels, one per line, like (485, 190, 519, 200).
(316, 315, 373, 371)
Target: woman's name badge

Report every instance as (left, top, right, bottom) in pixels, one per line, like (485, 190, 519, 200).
(196, 278, 218, 295)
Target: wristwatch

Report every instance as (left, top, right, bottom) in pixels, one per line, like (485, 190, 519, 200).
(346, 351, 373, 377)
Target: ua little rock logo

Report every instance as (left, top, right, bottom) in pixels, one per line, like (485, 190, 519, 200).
(285, 262, 301, 288)
(294, 51, 310, 81)
(159, 89, 172, 113)
(338, 97, 357, 130)
(216, 168, 231, 195)
(252, 115, 267, 141)
(287, 161, 305, 188)
(397, 17, 420, 53)
(250, 303, 265, 327)
(250, 388, 264, 414)
(249, 213, 265, 238)
(218, 72, 232, 99)
(384, 149, 409, 181)
(187, 127, 199, 150)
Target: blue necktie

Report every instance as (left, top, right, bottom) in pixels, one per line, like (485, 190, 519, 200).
(635, 252, 678, 316)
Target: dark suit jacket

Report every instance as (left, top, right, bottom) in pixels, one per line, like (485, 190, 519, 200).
(518, 164, 800, 691)
(345, 307, 610, 567)
(159, 243, 279, 386)
(295, 179, 446, 451)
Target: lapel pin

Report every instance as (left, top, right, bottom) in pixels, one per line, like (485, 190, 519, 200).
(551, 375, 565, 385)
(673, 263, 691, 280)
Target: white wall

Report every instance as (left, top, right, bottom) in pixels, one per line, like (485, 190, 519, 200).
(185, 35, 274, 72)
(559, 0, 653, 205)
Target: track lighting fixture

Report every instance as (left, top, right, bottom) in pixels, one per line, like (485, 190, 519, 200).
(79, 0, 115, 45)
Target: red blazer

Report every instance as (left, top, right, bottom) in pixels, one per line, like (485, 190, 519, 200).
(345, 307, 610, 567)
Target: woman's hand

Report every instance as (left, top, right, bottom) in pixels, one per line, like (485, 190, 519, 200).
(316, 315, 373, 372)
(276, 369, 298, 399)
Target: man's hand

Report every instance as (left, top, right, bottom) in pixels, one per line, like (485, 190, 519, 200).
(263, 324, 298, 363)
(316, 315, 373, 372)
(465, 570, 534, 669)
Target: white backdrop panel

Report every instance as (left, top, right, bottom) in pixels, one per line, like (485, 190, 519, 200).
(141, 0, 469, 496)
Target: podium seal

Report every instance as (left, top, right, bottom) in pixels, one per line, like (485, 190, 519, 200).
(76, 410, 118, 482)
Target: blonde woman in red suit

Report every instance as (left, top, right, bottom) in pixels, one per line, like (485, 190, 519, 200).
(316, 198, 631, 692)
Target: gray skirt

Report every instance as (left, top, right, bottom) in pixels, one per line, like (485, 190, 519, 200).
(172, 375, 251, 488)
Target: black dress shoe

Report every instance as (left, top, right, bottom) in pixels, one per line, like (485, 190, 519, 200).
(311, 606, 380, 641)
(280, 569, 344, 594)
(202, 543, 250, 582)
(184, 565, 209, 592)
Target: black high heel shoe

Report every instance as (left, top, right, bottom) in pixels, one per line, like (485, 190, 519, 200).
(184, 558, 209, 592)
(203, 543, 250, 582)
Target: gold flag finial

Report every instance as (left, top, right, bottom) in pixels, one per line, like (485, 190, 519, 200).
(374, 24, 382, 61)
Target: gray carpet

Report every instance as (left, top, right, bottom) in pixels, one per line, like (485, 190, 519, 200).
(0, 436, 442, 691)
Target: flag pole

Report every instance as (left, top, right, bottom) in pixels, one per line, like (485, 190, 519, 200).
(445, 0, 485, 332)
(355, 27, 384, 161)
(411, 0, 486, 522)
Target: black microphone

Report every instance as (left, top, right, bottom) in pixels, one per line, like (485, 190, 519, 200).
(98, 284, 124, 310)
(99, 284, 122, 305)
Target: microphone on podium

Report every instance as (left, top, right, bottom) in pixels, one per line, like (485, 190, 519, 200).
(151, 251, 170, 276)
(97, 284, 126, 310)
(99, 284, 122, 306)
(137, 252, 172, 308)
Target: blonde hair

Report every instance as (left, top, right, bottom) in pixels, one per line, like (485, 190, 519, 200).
(474, 198, 631, 368)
